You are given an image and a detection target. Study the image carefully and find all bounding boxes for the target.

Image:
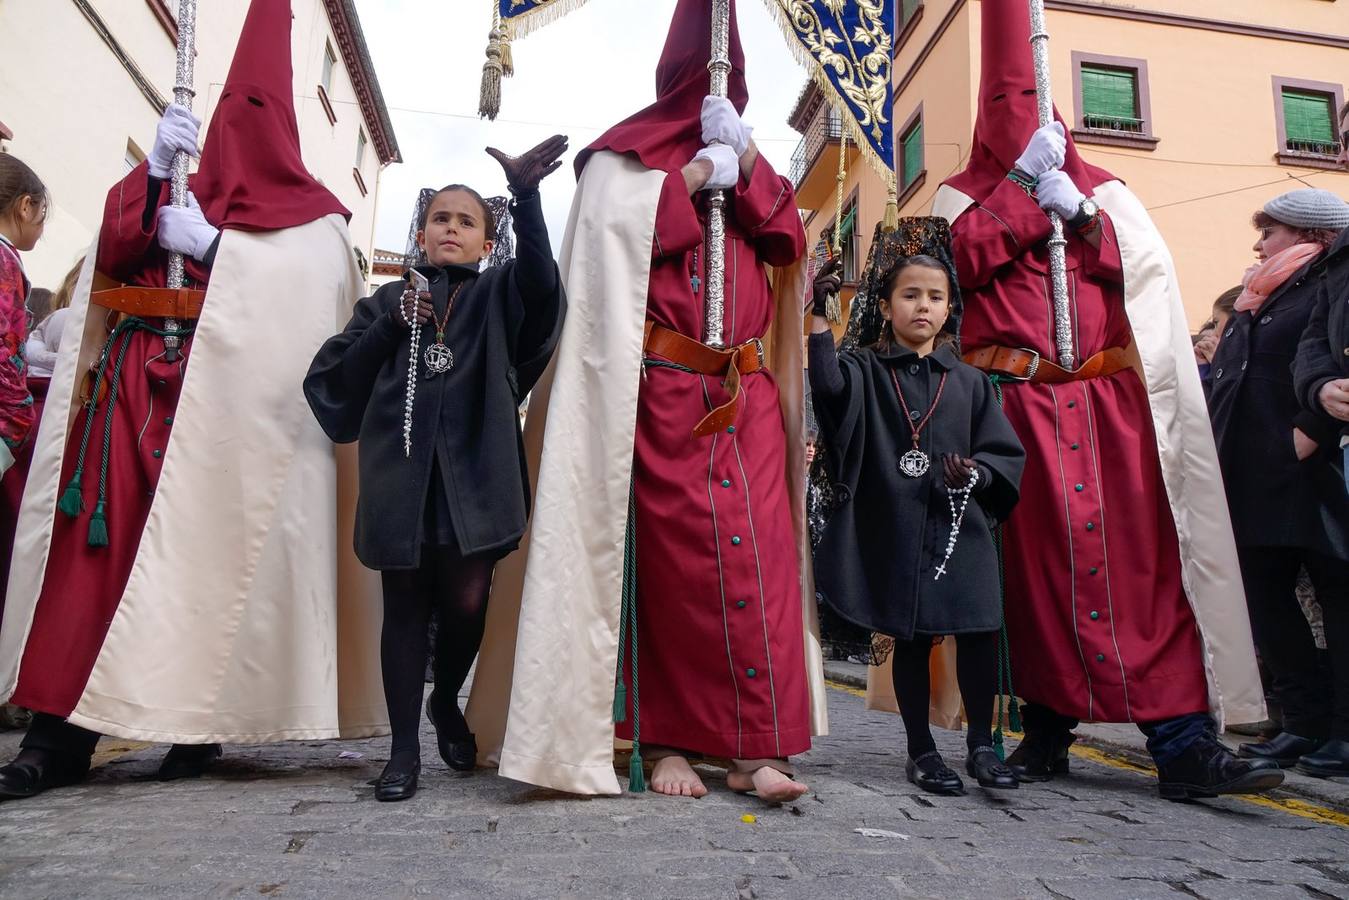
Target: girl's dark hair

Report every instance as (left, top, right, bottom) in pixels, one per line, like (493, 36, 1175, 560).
(1252, 210, 1340, 251)
(1213, 285, 1242, 317)
(879, 254, 952, 301)
(0, 153, 48, 219)
(418, 184, 496, 236)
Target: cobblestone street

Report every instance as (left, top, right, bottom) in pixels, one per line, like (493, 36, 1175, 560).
(0, 679, 1346, 900)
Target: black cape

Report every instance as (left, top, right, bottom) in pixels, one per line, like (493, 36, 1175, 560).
(304, 193, 564, 570)
(808, 335, 1025, 639)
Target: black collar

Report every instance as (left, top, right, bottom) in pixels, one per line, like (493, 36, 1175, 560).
(871, 341, 960, 371)
(409, 262, 480, 284)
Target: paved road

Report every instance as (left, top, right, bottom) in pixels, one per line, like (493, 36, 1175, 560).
(0, 682, 1346, 899)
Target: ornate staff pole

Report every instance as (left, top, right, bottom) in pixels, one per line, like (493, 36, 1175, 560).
(1027, 0, 1074, 370)
(702, 0, 732, 349)
(163, 0, 199, 363)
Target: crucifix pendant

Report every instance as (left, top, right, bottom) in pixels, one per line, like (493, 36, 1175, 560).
(424, 337, 454, 375)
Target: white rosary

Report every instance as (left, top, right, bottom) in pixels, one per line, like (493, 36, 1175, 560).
(401, 288, 420, 458)
(933, 468, 980, 581)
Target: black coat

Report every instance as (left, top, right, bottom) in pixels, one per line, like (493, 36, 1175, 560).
(1296, 228, 1349, 450)
(304, 193, 564, 570)
(807, 334, 1025, 640)
(1208, 254, 1348, 559)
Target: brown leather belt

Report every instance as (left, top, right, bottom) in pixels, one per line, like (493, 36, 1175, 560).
(963, 345, 1131, 384)
(643, 321, 766, 437)
(91, 286, 206, 320)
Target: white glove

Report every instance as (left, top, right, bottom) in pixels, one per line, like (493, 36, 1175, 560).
(1035, 169, 1087, 220)
(701, 95, 753, 157)
(693, 144, 741, 191)
(1014, 122, 1066, 178)
(157, 193, 219, 261)
(148, 104, 202, 179)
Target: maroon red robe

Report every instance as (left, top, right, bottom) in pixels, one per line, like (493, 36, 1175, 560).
(951, 180, 1209, 723)
(8, 0, 348, 718)
(613, 158, 811, 760)
(9, 167, 205, 716)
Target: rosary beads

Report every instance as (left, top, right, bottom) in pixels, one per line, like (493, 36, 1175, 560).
(401, 288, 420, 457)
(934, 468, 979, 581)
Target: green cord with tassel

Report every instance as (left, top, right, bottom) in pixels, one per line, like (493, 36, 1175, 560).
(988, 375, 1021, 760)
(615, 479, 644, 792)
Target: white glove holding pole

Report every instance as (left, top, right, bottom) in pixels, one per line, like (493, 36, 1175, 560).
(1035, 169, 1087, 220)
(157, 193, 219, 261)
(701, 95, 753, 157)
(1014, 122, 1066, 178)
(693, 144, 741, 191)
(147, 103, 202, 179)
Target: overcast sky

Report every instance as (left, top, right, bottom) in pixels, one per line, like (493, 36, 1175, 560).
(350, 0, 811, 255)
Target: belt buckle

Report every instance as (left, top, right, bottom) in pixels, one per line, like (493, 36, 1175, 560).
(751, 338, 766, 370)
(1008, 347, 1041, 382)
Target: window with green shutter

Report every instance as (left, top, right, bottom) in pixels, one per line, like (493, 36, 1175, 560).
(1081, 65, 1143, 133)
(901, 120, 924, 188)
(1282, 89, 1338, 155)
(900, 0, 920, 25)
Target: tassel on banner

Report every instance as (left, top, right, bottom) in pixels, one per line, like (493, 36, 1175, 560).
(479, 25, 506, 120)
(882, 179, 900, 233)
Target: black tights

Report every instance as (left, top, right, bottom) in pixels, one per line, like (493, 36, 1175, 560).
(890, 632, 997, 759)
(380, 546, 495, 767)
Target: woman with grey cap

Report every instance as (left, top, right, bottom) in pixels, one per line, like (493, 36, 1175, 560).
(1207, 188, 1349, 778)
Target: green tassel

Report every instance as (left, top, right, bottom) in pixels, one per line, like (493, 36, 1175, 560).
(993, 729, 1006, 762)
(1010, 698, 1023, 733)
(57, 472, 85, 518)
(612, 681, 627, 724)
(87, 500, 109, 548)
(628, 747, 646, 793)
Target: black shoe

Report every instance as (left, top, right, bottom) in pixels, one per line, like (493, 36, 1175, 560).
(1156, 734, 1284, 801)
(906, 751, 965, 796)
(0, 749, 89, 800)
(1295, 739, 1349, 779)
(426, 695, 476, 772)
(375, 759, 420, 802)
(1237, 732, 1323, 768)
(156, 743, 222, 781)
(966, 746, 1019, 790)
(1006, 730, 1075, 783)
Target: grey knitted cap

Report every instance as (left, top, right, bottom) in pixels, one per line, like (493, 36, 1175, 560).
(1263, 189, 1349, 231)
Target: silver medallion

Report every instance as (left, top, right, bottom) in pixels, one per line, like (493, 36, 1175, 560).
(898, 449, 930, 478)
(424, 342, 454, 375)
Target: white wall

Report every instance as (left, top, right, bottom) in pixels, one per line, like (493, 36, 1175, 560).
(0, 0, 390, 289)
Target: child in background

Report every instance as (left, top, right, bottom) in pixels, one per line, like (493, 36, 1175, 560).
(0, 154, 46, 474)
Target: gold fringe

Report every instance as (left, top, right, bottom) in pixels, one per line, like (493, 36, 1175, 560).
(500, 21, 514, 77)
(759, 0, 897, 187)
(505, 0, 595, 39)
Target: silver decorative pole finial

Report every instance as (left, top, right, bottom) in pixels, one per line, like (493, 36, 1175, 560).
(1027, 0, 1075, 371)
(702, 0, 732, 349)
(164, 0, 199, 362)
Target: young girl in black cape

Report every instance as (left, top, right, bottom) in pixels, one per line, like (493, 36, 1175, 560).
(304, 136, 568, 801)
(807, 218, 1025, 796)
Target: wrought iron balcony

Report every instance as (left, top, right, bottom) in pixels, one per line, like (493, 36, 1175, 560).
(790, 107, 846, 188)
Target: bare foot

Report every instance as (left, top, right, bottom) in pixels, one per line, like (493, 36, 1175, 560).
(726, 766, 809, 803)
(650, 755, 708, 798)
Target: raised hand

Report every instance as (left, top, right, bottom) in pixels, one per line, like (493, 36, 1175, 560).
(810, 255, 844, 315)
(485, 134, 569, 195)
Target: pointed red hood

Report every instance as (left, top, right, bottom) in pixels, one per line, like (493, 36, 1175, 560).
(193, 0, 349, 231)
(944, 0, 1112, 203)
(576, 0, 748, 177)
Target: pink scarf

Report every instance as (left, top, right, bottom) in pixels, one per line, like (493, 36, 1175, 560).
(1235, 242, 1321, 312)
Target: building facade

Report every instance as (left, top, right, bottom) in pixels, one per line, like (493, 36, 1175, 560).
(0, 0, 400, 290)
(790, 0, 1349, 330)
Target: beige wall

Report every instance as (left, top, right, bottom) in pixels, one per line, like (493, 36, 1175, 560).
(0, 0, 390, 290)
(796, 0, 1349, 330)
